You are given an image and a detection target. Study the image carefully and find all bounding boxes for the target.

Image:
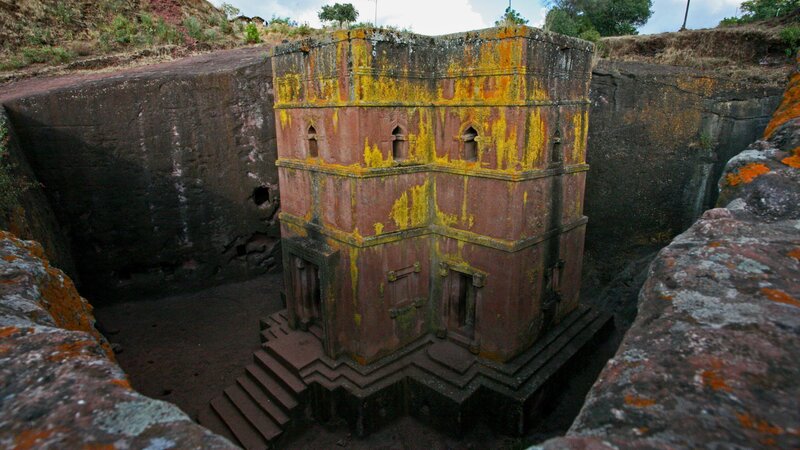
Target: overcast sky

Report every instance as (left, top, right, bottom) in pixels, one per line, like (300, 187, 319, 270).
(210, 0, 746, 36)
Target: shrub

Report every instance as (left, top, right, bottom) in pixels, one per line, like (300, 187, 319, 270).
(579, 28, 602, 43)
(21, 46, 74, 64)
(781, 26, 800, 57)
(203, 28, 219, 42)
(245, 23, 261, 43)
(289, 24, 314, 37)
(0, 56, 29, 71)
(52, 2, 80, 26)
(270, 16, 298, 26)
(154, 18, 181, 45)
(184, 16, 204, 41)
(110, 15, 137, 44)
(495, 7, 529, 26)
(720, 0, 800, 25)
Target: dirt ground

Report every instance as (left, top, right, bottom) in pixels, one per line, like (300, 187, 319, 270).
(94, 271, 624, 449)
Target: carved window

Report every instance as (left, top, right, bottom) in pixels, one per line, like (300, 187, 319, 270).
(307, 125, 318, 158)
(455, 272, 476, 330)
(550, 128, 563, 166)
(391, 126, 408, 161)
(462, 126, 478, 162)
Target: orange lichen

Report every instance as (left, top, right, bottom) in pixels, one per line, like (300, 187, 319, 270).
(0, 326, 20, 339)
(764, 69, 800, 138)
(701, 369, 732, 392)
(761, 288, 800, 308)
(82, 444, 116, 450)
(659, 294, 674, 302)
(47, 340, 95, 362)
(725, 163, 771, 186)
(111, 378, 132, 389)
(14, 429, 55, 450)
(781, 146, 800, 168)
(737, 412, 784, 435)
(624, 394, 656, 407)
(2, 254, 18, 262)
(788, 248, 800, 261)
(708, 241, 723, 248)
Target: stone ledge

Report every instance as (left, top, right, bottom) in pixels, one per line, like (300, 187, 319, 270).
(0, 231, 237, 449)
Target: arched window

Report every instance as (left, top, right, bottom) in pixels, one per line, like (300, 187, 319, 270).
(307, 125, 318, 158)
(463, 126, 478, 162)
(391, 126, 407, 161)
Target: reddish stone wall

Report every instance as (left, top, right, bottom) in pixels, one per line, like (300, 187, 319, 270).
(273, 27, 594, 364)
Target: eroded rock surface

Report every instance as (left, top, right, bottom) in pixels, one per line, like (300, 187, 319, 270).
(584, 60, 783, 288)
(1, 47, 280, 302)
(542, 66, 800, 449)
(0, 231, 236, 449)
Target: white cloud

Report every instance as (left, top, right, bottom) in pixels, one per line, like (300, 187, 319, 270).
(639, 0, 744, 34)
(212, 0, 488, 35)
(211, 0, 747, 37)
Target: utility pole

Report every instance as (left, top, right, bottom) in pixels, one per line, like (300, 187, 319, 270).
(680, 0, 690, 31)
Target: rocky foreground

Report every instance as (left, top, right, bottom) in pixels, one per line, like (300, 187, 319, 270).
(542, 69, 800, 449)
(0, 231, 236, 449)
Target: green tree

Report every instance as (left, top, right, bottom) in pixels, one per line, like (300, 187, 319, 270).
(318, 3, 359, 29)
(495, 7, 529, 26)
(545, 0, 653, 38)
(220, 2, 241, 20)
(720, 0, 800, 25)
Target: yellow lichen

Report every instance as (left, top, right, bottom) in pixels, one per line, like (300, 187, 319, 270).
(572, 110, 588, 162)
(374, 222, 384, 235)
(275, 73, 302, 104)
(364, 138, 392, 168)
(524, 109, 546, 169)
(279, 110, 291, 129)
(389, 180, 430, 229)
(390, 192, 409, 229)
(349, 247, 359, 304)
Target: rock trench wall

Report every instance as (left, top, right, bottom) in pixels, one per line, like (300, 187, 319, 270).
(542, 63, 800, 449)
(584, 60, 783, 286)
(0, 109, 76, 281)
(0, 48, 784, 304)
(1, 47, 280, 302)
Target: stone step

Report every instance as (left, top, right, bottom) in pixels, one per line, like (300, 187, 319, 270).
(237, 376, 291, 426)
(224, 385, 284, 443)
(254, 349, 307, 395)
(246, 364, 299, 411)
(210, 395, 268, 450)
(308, 323, 323, 340)
(197, 404, 237, 443)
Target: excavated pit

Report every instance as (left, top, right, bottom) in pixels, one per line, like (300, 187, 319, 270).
(0, 31, 790, 448)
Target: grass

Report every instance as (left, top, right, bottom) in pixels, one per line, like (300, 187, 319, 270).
(0, 4, 327, 74)
(780, 26, 800, 56)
